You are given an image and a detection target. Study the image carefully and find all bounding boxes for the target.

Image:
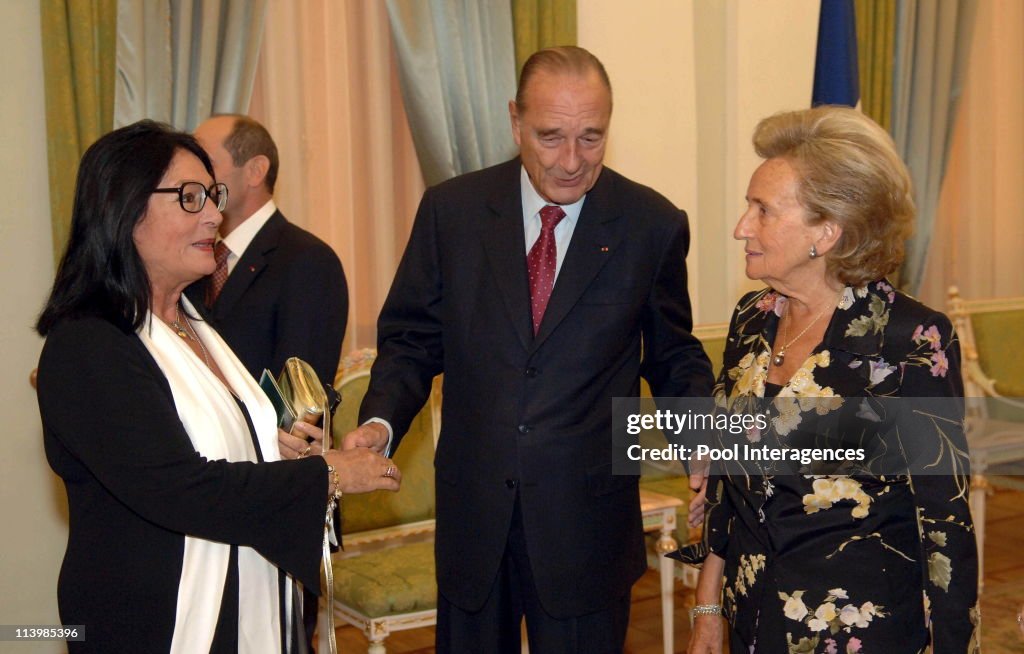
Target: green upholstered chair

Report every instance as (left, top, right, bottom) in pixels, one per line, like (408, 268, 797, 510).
(949, 288, 1024, 402)
(947, 287, 1024, 588)
(329, 349, 440, 653)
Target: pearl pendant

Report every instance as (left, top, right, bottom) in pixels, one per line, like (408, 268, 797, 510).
(772, 351, 785, 366)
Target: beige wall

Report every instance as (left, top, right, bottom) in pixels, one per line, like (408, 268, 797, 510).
(579, 0, 701, 308)
(580, 0, 818, 324)
(0, 2, 67, 652)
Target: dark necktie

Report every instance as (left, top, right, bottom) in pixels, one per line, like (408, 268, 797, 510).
(527, 205, 566, 335)
(208, 241, 232, 305)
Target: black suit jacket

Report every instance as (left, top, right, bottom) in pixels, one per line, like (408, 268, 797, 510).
(360, 159, 714, 617)
(187, 210, 348, 386)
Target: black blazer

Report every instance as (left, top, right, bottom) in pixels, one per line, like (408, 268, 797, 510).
(36, 316, 329, 652)
(188, 210, 348, 386)
(360, 159, 714, 617)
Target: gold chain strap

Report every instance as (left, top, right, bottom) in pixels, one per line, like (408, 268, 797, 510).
(321, 407, 338, 654)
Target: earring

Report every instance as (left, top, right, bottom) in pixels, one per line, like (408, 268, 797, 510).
(809, 244, 818, 259)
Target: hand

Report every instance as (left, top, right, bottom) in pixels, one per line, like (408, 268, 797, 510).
(342, 422, 389, 453)
(279, 422, 325, 460)
(324, 448, 401, 493)
(688, 458, 709, 528)
(687, 614, 724, 654)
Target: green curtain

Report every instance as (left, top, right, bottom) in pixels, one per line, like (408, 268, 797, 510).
(40, 0, 116, 264)
(511, 0, 576, 78)
(854, 0, 896, 133)
(115, 0, 269, 131)
(386, 0, 518, 186)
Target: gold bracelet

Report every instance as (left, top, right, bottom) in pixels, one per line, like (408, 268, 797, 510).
(326, 464, 343, 502)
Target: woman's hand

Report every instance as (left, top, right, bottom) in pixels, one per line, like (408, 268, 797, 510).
(688, 614, 724, 654)
(323, 448, 401, 494)
(278, 421, 325, 460)
(688, 552, 726, 654)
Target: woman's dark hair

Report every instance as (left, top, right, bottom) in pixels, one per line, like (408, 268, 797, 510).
(36, 120, 214, 336)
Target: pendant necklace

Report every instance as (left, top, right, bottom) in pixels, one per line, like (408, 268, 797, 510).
(771, 292, 842, 367)
(171, 304, 212, 368)
(170, 306, 191, 340)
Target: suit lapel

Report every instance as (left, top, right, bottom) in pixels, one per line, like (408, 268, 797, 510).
(481, 163, 534, 352)
(213, 211, 283, 318)
(532, 169, 623, 350)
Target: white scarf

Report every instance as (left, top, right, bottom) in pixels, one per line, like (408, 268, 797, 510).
(137, 296, 283, 654)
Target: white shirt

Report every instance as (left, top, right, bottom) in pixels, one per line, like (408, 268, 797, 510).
(520, 166, 585, 281)
(220, 199, 277, 274)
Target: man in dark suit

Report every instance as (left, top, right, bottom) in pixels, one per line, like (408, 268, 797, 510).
(188, 114, 347, 387)
(344, 47, 713, 653)
(189, 114, 347, 649)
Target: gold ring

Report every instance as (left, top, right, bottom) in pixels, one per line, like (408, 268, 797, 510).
(383, 465, 396, 478)
(298, 445, 312, 459)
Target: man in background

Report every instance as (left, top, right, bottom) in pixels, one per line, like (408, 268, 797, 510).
(189, 114, 348, 649)
(190, 114, 347, 386)
(345, 47, 713, 653)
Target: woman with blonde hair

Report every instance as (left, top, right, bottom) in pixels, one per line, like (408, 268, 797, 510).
(679, 106, 978, 653)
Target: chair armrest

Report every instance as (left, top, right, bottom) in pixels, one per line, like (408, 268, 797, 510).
(965, 359, 1001, 397)
(335, 519, 437, 558)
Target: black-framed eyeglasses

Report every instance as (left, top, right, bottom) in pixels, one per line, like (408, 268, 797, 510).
(153, 182, 228, 214)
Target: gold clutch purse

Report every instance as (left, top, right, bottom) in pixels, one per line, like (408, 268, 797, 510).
(260, 357, 340, 433)
(278, 357, 327, 428)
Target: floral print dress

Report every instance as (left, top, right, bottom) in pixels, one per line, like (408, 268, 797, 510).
(677, 281, 979, 653)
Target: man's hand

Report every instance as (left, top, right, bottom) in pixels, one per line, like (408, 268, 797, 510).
(688, 458, 709, 528)
(342, 422, 389, 454)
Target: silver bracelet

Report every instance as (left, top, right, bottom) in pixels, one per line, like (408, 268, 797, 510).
(690, 603, 722, 627)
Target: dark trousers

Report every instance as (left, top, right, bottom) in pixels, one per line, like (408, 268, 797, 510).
(436, 496, 631, 654)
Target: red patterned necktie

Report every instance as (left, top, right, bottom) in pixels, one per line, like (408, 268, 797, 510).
(207, 241, 232, 305)
(527, 205, 566, 335)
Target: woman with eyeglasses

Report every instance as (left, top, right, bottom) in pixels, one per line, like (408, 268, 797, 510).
(35, 120, 401, 653)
